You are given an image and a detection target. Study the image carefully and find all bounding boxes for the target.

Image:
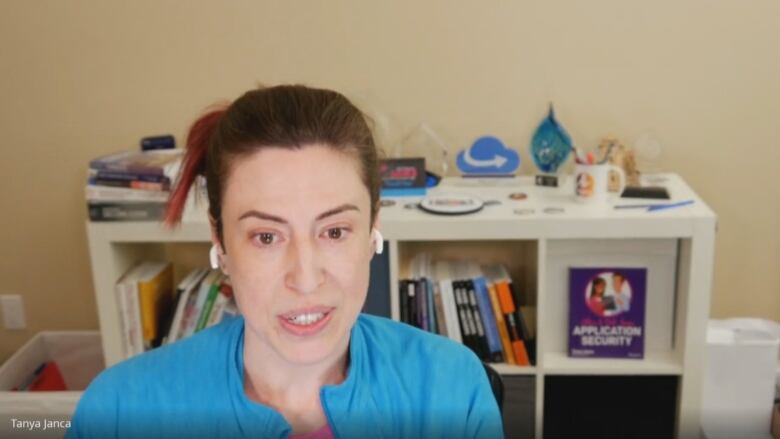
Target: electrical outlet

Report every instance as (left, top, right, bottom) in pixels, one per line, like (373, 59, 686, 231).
(1, 295, 26, 329)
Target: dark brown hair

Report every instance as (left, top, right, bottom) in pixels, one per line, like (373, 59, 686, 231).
(164, 85, 381, 251)
(590, 277, 606, 298)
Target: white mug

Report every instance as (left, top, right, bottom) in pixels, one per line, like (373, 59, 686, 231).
(574, 163, 626, 204)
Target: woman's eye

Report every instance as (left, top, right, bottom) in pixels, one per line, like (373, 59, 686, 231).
(254, 232, 276, 246)
(325, 227, 348, 240)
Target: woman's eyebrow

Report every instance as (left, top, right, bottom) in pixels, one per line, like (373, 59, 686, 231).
(238, 203, 359, 223)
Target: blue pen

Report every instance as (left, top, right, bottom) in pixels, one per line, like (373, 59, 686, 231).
(647, 200, 694, 212)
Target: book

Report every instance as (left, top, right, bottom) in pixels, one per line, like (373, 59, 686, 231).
(89, 149, 183, 177)
(89, 169, 172, 184)
(568, 267, 647, 359)
(136, 262, 174, 348)
(445, 261, 478, 358)
(467, 262, 504, 363)
(205, 279, 234, 328)
(417, 278, 428, 331)
(498, 264, 532, 342)
(449, 260, 487, 360)
(89, 176, 170, 191)
(452, 259, 488, 360)
(183, 270, 221, 338)
(85, 184, 170, 202)
(399, 280, 410, 324)
(425, 278, 436, 333)
(406, 280, 417, 328)
(195, 273, 225, 332)
(115, 267, 132, 357)
(431, 280, 448, 337)
(409, 253, 437, 332)
(116, 263, 150, 356)
(464, 279, 490, 361)
(484, 264, 531, 366)
(175, 272, 209, 340)
(434, 260, 462, 344)
(519, 307, 537, 340)
(453, 280, 478, 356)
(485, 276, 516, 364)
(88, 201, 167, 222)
(164, 268, 208, 344)
(519, 306, 537, 365)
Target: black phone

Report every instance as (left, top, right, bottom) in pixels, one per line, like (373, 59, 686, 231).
(620, 186, 670, 200)
(602, 296, 617, 311)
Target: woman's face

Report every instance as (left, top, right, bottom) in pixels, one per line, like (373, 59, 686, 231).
(593, 282, 605, 297)
(217, 144, 376, 365)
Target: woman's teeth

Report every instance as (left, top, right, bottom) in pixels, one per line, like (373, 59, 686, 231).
(287, 312, 326, 326)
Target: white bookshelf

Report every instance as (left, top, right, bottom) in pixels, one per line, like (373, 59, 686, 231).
(85, 173, 716, 439)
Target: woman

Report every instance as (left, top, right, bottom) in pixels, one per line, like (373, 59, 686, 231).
(586, 277, 608, 317)
(67, 85, 503, 439)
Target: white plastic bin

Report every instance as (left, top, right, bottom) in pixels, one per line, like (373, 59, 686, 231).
(702, 319, 780, 439)
(0, 331, 104, 438)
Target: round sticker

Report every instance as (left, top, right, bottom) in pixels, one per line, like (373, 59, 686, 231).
(418, 193, 485, 215)
(543, 207, 565, 214)
(509, 192, 528, 201)
(379, 199, 396, 207)
(513, 208, 535, 215)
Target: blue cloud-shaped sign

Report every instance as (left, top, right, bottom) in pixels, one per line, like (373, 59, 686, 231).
(456, 136, 520, 175)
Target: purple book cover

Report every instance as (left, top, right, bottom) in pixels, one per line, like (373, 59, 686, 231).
(568, 267, 647, 359)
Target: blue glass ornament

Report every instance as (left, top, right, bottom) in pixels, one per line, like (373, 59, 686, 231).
(530, 105, 572, 173)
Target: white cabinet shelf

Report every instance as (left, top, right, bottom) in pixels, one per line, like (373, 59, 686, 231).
(541, 351, 682, 376)
(85, 173, 716, 439)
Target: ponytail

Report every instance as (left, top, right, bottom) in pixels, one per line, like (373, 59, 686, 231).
(163, 105, 227, 228)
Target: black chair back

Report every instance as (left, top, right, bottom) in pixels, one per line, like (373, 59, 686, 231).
(482, 362, 504, 413)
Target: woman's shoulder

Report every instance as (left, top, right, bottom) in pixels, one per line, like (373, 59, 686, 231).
(68, 318, 246, 439)
(89, 316, 243, 393)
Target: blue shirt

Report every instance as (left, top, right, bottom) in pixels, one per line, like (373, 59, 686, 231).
(66, 314, 504, 439)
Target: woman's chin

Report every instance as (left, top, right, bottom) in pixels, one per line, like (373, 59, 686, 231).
(275, 333, 348, 365)
(274, 324, 348, 365)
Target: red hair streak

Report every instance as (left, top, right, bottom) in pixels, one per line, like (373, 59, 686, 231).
(163, 106, 227, 228)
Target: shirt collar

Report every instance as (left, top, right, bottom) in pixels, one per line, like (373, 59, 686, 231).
(228, 316, 370, 438)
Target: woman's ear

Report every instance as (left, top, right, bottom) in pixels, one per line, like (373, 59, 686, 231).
(208, 214, 228, 275)
(209, 244, 221, 270)
(371, 218, 383, 255)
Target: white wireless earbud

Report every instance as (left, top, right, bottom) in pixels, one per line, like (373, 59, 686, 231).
(209, 245, 220, 269)
(372, 229, 384, 255)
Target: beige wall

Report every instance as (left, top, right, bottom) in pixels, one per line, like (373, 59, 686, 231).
(1, 0, 778, 362)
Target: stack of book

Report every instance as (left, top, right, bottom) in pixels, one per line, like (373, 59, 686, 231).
(116, 262, 175, 356)
(162, 268, 238, 346)
(86, 149, 183, 221)
(115, 263, 238, 358)
(399, 254, 535, 366)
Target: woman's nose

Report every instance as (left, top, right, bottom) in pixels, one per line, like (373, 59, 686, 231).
(284, 236, 325, 294)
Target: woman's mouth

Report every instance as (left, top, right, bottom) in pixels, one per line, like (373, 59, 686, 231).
(287, 312, 326, 325)
(278, 307, 334, 336)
